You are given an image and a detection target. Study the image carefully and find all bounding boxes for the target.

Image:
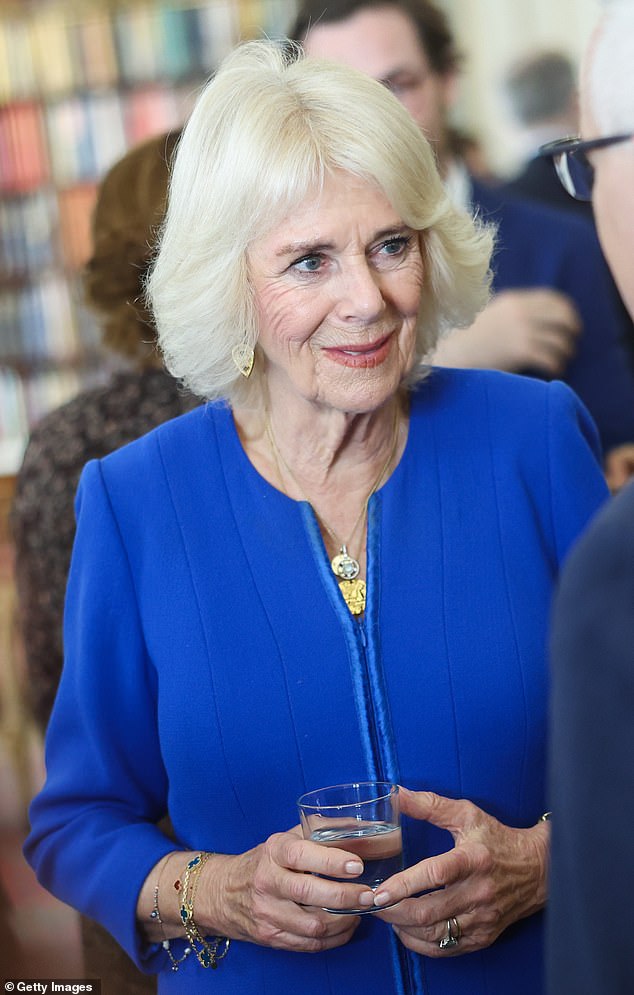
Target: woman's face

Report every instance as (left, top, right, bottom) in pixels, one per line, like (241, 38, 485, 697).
(248, 170, 424, 415)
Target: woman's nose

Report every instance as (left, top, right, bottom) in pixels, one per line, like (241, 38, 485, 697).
(334, 261, 386, 323)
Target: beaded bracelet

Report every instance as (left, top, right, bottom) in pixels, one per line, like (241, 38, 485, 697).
(150, 884, 192, 972)
(178, 852, 230, 970)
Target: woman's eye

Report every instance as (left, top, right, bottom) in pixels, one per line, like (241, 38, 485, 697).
(382, 236, 410, 255)
(292, 254, 324, 273)
(373, 235, 412, 261)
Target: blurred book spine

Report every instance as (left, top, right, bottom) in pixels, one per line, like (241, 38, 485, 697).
(0, 0, 295, 475)
(0, 102, 50, 193)
(29, 7, 78, 96)
(74, 12, 119, 89)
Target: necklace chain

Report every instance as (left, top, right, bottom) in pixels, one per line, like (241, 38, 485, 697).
(264, 403, 401, 615)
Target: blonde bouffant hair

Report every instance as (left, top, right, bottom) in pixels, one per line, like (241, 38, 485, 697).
(148, 41, 494, 405)
(83, 131, 180, 366)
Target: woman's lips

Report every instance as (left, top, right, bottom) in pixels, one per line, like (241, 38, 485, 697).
(324, 334, 393, 368)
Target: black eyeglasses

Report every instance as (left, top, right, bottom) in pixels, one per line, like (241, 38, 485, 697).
(538, 133, 633, 201)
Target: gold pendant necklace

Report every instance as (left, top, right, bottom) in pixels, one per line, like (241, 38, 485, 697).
(265, 404, 400, 616)
(331, 545, 360, 580)
(336, 578, 367, 615)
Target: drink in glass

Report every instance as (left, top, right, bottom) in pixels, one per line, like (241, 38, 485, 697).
(298, 781, 403, 914)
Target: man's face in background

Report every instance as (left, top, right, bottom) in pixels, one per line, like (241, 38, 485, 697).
(302, 5, 456, 170)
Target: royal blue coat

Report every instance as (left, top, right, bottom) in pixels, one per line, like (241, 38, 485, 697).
(25, 368, 608, 995)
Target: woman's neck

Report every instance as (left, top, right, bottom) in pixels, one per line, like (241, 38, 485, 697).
(233, 390, 408, 546)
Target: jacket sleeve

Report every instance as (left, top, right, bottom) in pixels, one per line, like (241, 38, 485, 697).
(23, 458, 176, 973)
(545, 379, 610, 566)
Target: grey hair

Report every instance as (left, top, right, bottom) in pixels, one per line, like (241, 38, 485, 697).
(585, 0, 634, 135)
(504, 51, 577, 126)
(147, 40, 493, 406)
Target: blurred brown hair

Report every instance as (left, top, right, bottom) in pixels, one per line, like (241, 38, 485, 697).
(82, 130, 180, 366)
(288, 0, 460, 76)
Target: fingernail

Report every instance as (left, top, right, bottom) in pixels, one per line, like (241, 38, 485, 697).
(345, 860, 363, 874)
(359, 891, 375, 906)
(374, 891, 389, 906)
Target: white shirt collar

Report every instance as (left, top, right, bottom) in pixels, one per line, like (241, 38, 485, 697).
(443, 157, 473, 213)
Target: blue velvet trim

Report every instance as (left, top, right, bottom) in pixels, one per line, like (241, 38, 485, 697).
(367, 495, 426, 993)
(389, 929, 408, 995)
(302, 498, 425, 993)
(407, 947, 427, 994)
(388, 930, 428, 995)
(364, 493, 401, 785)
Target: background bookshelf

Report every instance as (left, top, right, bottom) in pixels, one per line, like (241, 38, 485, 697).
(0, 0, 296, 475)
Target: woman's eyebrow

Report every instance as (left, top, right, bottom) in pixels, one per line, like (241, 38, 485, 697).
(373, 224, 412, 240)
(277, 225, 411, 258)
(276, 240, 334, 257)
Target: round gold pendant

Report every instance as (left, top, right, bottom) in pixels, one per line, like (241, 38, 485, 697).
(338, 578, 366, 615)
(331, 550, 360, 580)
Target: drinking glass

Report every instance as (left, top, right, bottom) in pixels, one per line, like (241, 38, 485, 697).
(297, 780, 403, 914)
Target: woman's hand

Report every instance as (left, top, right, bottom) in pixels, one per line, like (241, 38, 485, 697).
(373, 788, 550, 957)
(196, 827, 374, 953)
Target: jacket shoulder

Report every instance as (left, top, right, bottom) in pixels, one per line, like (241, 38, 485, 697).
(472, 177, 599, 248)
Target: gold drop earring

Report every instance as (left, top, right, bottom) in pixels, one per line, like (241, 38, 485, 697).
(231, 342, 255, 378)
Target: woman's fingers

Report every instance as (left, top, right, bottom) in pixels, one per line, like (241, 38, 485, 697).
(220, 830, 372, 949)
(373, 789, 550, 957)
(397, 787, 479, 836)
(246, 889, 361, 950)
(278, 863, 375, 911)
(265, 832, 375, 911)
(270, 831, 366, 877)
(372, 844, 475, 908)
(372, 788, 491, 907)
(259, 907, 361, 952)
(393, 920, 471, 958)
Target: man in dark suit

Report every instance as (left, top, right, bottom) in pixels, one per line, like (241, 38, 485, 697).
(289, 0, 634, 485)
(470, 176, 634, 466)
(505, 150, 591, 217)
(548, 483, 634, 994)
(501, 52, 588, 216)
(543, 3, 634, 991)
(501, 49, 634, 370)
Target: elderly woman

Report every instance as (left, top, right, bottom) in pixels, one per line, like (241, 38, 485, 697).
(25, 41, 607, 995)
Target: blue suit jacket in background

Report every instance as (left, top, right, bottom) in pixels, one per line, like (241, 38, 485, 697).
(472, 178, 634, 454)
